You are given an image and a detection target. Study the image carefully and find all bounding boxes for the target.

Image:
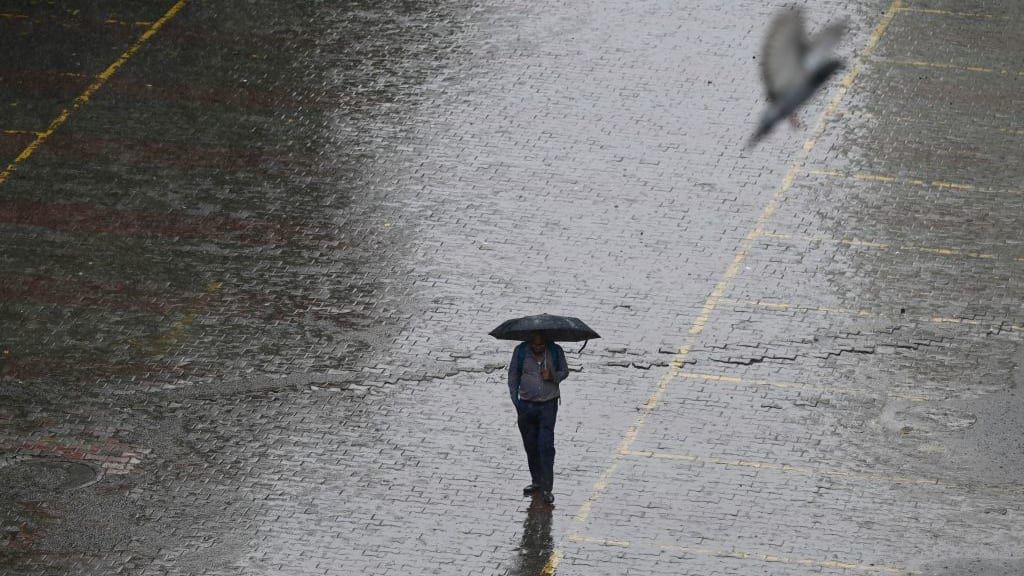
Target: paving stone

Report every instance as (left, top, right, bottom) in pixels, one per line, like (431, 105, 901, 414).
(1, 0, 1022, 574)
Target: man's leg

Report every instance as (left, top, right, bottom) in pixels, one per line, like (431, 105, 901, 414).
(537, 400, 558, 493)
(517, 402, 543, 488)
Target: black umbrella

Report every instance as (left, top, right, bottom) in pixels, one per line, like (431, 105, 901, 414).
(489, 313, 600, 349)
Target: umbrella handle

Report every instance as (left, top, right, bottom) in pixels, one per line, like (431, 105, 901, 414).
(577, 340, 589, 353)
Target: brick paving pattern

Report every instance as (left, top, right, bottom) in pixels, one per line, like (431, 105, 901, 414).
(1, 0, 1022, 575)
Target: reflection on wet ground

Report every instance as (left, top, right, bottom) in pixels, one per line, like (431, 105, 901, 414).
(511, 499, 554, 576)
(1, 0, 1023, 574)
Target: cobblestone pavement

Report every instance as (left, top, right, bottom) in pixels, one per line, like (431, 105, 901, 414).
(1, 0, 1022, 575)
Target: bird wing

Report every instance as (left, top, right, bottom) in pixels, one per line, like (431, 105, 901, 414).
(760, 8, 806, 101)
(804, 19, 846, 70)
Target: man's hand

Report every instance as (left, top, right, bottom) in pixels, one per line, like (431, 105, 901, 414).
(541, 367, 553, 381)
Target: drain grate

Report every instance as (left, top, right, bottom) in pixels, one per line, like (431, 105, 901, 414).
(0, 455, 102, 492)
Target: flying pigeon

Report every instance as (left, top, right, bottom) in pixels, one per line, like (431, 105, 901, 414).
(750, 8, 846, 144)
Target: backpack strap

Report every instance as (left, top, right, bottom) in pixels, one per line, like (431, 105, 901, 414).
(547, 342, 565, 405)
(546, 342, 565, 375)
(516, 343, 527, 377)
(512, 343, 527, 402)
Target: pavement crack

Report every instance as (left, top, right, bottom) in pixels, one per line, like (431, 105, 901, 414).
(711, 354, 797, 366)
(392, 363, 508, 384)
(814, 346, 877, 360)
(605, 359, 679, 369)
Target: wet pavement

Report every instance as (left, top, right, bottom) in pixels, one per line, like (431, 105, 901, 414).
(1, 0, 1022, 574)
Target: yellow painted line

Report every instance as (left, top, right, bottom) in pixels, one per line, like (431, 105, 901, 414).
(720, 298, 1024, 334)
(572, 533, 915, 574)
(0, 11, 149, 27)
(931, 180, 975, 191)
(876, 57, 1024, 77)
(569, 534, 630, 548)
(808, 168, 1024, 197)
(806, 168, 844, 178)
(624, 449, 1024, 496)
(854, 173, 900, 184)
(627, 449, 943, 487)
(0, 0, 188, 187)
(923, 315, 1023, 333)
(677, 371, 931, 401)
(914, 245, 995, 258)
(56, 71, 93, 79)
(1, 129, 44, 137)
(542, 2, 904, 573)
(806, 169, 946, 190)
(840, 111, 1024, 139)
(105, 18, 154, 28)
(898, 7, 1004, 20)
(680, 370, 833, 394)
(662, 543, 913, 574)
(762, 231, 1003, 261)
(721, 297, 875, 317)
(541, 549, 561, 575)
(626, 448, 946, 483)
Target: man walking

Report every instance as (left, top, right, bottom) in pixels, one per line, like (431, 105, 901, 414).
(508, 333, 569, 504)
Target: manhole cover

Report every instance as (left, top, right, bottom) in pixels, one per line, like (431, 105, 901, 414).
(0, 457, 101, 492)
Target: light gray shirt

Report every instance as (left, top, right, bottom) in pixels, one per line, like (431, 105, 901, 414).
(518, 349, 561, 402)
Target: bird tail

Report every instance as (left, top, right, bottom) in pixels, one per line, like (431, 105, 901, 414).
(747, 123, 770, 148)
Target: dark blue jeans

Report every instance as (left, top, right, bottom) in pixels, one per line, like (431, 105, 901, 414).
(517, 398, 558, 491)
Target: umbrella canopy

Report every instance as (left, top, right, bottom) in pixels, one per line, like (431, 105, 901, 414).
(489, 314, 600, 343)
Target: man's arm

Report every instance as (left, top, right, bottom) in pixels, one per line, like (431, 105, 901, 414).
(508, 345, 521, 404)
(551, 344, 569, 384)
